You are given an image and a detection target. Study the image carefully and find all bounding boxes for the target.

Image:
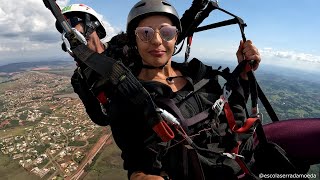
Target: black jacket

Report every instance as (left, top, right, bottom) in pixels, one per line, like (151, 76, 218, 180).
(93, 59, 252, 179)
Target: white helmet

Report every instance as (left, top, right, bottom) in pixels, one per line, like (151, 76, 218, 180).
(55, 4, 107, 40)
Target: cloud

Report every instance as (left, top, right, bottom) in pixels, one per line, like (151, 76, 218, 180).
(187, 42, 320, 72)
(0, 0, 118, 64)
(258, 47, 320, 72)
(261, 48, 320, 64)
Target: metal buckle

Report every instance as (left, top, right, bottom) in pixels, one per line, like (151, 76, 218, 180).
(62, 32, 73, 56)
(212, 98, 225, 116)
(157, 108, 180, 126)
(222, 152, 244, 160)
(100, 103, 108, 116)
(61, 28, 88, 56)
(212, 86, 232, 116)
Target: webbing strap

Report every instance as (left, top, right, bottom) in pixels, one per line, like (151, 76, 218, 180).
(72, 44, 115, 78)
(180, 78, 210, 103)
(234, 117, 259, 134)
(257, 83, 279, 122)
(232, 60, 279, 122)
(182, 145, 205, 180)
(231, 144, 250, 175)
(224, 102, 259, 134)
(185, 109, 210, 127)
(247, 70, 258, 111)
(225, 100, 260, 177)
(156, 78, 211, 130)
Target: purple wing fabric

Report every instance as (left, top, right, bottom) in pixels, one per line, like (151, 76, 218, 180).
(263, 118, 320, 165)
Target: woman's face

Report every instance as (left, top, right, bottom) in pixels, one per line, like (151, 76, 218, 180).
(135, 15, 178, 67)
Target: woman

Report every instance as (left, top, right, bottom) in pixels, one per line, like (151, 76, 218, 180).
(109, 0, 261, 179)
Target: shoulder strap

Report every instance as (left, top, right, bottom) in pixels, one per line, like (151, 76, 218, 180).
(179, 78, 210, 103)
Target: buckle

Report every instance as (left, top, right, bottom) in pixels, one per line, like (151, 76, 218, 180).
(157, 108, 180, 126)
(212, 98, 225, 116)
(100, 103, 108, 116)
(222, 152, 244, 160)
(212, 86, 232, 116)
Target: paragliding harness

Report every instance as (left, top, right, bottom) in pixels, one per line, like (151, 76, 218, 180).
(154, 60, 304, 180)
(166, 1, 307, 179)
(148, 61, 260, 180)
(44, 0, 307, 179)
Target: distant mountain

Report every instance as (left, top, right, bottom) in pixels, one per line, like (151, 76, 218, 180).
(0, 60, 75, 73)
(200, 59, 320, 85)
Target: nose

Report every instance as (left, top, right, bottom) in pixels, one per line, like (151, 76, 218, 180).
(150, 31, 162, 45)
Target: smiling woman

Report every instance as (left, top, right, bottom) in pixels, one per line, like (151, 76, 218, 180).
(102, 0, 263, 179)
(5, 0, 317, 179)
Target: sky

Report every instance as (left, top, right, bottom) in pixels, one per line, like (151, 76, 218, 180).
(0, 0, 319, 73)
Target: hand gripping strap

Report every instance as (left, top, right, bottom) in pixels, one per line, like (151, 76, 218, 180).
(72, 44, 115, 78)
(72, 46, 174, 142)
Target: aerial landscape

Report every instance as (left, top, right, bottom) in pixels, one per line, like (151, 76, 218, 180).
(0, 61, 126, 180)
(0, 60, 319, 179)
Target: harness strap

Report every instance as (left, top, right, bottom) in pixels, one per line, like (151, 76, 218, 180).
(180, 78, 210, 103)
(231, 143, 250, 175)
(185, 108, 210, 127)
(224, 101, 259, 133)
(193, 78, 210, 92)
(257, 83, 279, 122)
(224, 101, 260, 177)
(156, 98, 189, 132)
(73, 44, 175, 142)
(234, 60, 279, 122)
(156, 78, 211, 131)
(183, 144, 205, 180)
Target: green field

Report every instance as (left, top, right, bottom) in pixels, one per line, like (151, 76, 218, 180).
(0, 154, 41, 180)
(0, 125, 33, 139)
(82, 137, 127, 180)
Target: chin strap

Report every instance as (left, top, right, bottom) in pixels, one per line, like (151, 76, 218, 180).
(141, 60, 169, 69)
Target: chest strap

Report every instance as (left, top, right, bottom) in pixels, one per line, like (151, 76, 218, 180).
(185, 108, 210, 127)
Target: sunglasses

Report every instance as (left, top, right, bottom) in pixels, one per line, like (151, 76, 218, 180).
(66, 16, 83, 27)
(135, 26, 178, 42)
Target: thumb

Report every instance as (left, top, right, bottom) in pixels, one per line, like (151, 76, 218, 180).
(236, 40, 244, 63)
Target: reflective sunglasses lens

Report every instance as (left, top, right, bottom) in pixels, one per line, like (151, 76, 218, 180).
(135, 27, 154, 42)
(160, 26, 177, 41)
(68, 17, 83, 27)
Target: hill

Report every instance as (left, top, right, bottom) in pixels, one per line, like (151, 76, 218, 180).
(0, 60, 75, 74)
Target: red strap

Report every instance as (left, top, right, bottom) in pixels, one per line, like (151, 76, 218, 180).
(96, 91, 108, 104)
(225, 102, 260, 177)
(224, 102, 237, 130)
(188, 36, 193, 45)
(224, 102, 259, 133)
(234, 117, 259, 133)
(152, 121, 175, 142)
(231, 144, 250, 175)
